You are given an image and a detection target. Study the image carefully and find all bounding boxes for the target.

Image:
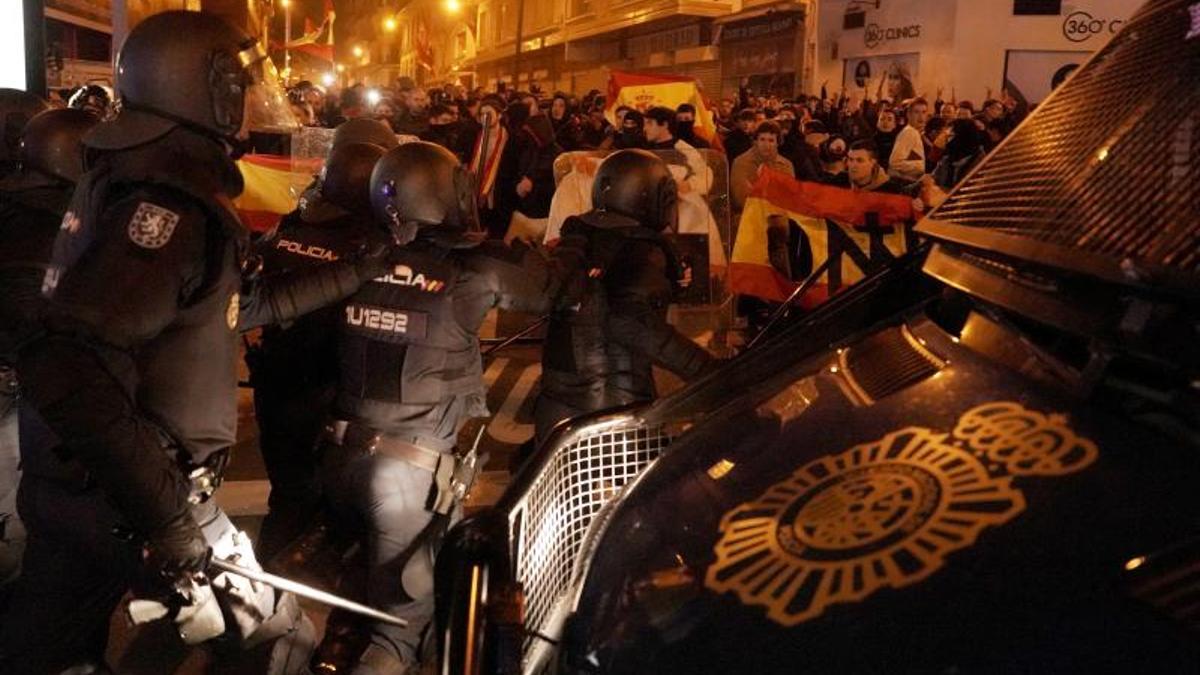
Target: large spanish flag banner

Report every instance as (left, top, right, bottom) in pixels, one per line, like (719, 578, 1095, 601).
(732, 169, 917, 306)
(605, 70, 722, 150)
(234, 154, 324, 232)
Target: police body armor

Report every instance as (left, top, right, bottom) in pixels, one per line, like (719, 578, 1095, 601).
(335, 242, 489, 448)
(40, 129, 248, 467)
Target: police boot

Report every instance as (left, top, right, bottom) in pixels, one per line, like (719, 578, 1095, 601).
(311, 610, 371, 674)
(267, 508, 357, 588)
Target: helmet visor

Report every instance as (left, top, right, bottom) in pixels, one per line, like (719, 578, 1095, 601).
(240, 44, 299, 135)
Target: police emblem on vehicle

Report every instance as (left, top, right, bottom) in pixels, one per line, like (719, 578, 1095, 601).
(127, 202, 180, 249)
(705, 402, 1098, 626)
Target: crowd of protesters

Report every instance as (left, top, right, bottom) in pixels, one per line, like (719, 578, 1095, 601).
(284, 75, 1026, 228)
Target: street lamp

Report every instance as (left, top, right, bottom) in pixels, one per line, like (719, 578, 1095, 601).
(384, 16, 398, 32)
(353, 45, 364, 59)
(445, 0, 462, 14)
(281, 0, 292, 78)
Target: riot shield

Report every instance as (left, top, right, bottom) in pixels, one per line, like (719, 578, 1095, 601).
(547, 148, 734, 354)
(289, 126, 420, 202)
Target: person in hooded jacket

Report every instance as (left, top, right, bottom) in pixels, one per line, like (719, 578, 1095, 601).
(674, 103, 710, 149)
(249, 122, 396, 561)
(549, 93, 582, 151)
(534, 149, 716, 445)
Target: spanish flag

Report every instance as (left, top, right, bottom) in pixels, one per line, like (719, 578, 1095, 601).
(731, 169, 917, 306)
(604, 70, 722, 150)
(234, 154, 324, 232)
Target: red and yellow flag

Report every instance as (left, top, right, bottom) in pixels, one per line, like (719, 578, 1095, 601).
(731, 169, 917, 306)
(234, 154, 323, 232)
(604, 70, 722, 150)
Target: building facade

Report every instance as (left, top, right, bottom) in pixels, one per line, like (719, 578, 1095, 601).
(350, 0, 818, 100)
(44, 0, 117, 89)
(815, 0, 1136, 106)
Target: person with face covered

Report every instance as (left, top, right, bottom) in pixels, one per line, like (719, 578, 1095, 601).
(0, 13, 394, 674)
(420, 103, 461, 156)
(614, 108, 646, 149)
(674, 103, 709, 149)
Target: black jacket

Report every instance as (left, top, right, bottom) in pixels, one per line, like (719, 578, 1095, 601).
(333, 238, 566, 450)
(16, 127, 385, 539)
(536, 213, 714, 440)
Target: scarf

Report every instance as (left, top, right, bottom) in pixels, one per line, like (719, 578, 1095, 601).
(470, 124, 508, 208)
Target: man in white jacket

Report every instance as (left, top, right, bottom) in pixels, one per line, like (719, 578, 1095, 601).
(889, 98, 929, 182)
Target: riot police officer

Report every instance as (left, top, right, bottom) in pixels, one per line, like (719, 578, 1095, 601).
(252, 138, 389, 560)
(534, 149, 716, 444)
(314, 141, 563, 674)
(0, 108, 98, 595)
(0, 12, 390, 674)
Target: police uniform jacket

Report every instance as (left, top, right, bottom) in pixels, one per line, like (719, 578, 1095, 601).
(540, 213, 714, 419)
(16, 127, 386, 538)
(334, 238, 556, 451)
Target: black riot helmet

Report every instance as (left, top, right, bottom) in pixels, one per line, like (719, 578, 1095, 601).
(0, 89, 51, 169)
(331, 118, 399, 152)
(370, 141, 482, 247)
(86, 11, 296, 153)
(15, 108, 100, 185)
(592, 149, 678, 232)
(320, 142, 385, 216)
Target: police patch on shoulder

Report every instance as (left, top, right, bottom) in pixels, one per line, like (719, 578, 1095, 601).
(705, 401, 1098, 627)
(127, 202, 180, 249)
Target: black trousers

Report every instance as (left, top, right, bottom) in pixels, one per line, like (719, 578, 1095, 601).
(253, 380, 332, 562)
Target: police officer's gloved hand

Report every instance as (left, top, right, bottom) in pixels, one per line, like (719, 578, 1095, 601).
(146, 510, 211, 580)
(347, 230, 397, 281)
